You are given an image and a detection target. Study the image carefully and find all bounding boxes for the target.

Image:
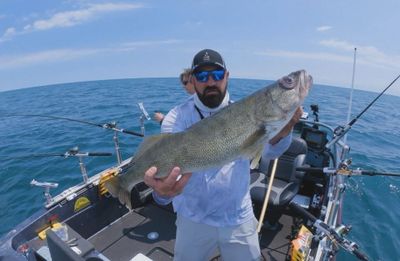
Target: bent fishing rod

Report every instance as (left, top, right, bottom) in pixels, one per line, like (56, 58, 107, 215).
(325, 73, 400, 149)
(3, 113, 146, 164)
(3, 114, 144, 137)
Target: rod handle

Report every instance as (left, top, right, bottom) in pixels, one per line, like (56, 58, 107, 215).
(121, 129, 144, 137)
(296, 167, 324, 174)
(353, 248, 369, 261)
(87, 152, 112, 156)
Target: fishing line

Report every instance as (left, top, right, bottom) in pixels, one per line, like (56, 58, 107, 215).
(326, 72, 400, 148)
(348, 73, 400, 127)
(2, 114, 144, 137)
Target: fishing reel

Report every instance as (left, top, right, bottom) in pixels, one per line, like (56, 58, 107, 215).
(290, 202, 369, 260)
(65, 146, 79, 157)
(138, 102, 151, 136)
(337, 159, 352, 176)
(310, 104, 319, 123)
(102, 121, 118, 129)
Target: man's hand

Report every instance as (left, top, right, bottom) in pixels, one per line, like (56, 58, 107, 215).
(144, 166, 192, 198)
(153, 112, 165, 123)
(269, 106, 303, 145)
(289, 106, 303, 125)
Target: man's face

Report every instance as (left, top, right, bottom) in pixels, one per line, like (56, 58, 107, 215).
(192, 65, 229, 108)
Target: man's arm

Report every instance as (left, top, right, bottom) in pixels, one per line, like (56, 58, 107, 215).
(269, 107, 303, 145)
(259, 107, 303, 172)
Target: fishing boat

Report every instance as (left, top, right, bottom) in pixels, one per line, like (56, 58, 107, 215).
(0, 100, 373, 261)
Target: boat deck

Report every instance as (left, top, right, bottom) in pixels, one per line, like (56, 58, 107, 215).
(86, 202, 295, 261)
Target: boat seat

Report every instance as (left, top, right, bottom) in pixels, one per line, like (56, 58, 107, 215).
(46, 229, 85, 261)
(131, 181, 153, 208)
(250, 137, 308, 225)
(46, 226, 106, 261)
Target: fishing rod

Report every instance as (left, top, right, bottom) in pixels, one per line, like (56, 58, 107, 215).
(0, 150, 112, 159)
(3, 114, 144, 137)
(3, 113, 144, 164)
(296, 166, 400, 178)
(325, 73, 400, 149)
(25, 146, 111, 182)
(289, 202, 369, 260)
(21, 147, 112, 204)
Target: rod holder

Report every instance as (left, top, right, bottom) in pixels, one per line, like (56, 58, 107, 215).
(30, 179, 59, 205)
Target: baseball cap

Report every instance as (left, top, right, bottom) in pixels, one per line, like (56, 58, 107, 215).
(191, 49, 226, 73)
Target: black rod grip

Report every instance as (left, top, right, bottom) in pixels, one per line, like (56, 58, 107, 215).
(87, 152, 112, 156)
(296, 167, 324, 174)
(121, 129, 144, 137)
(353, 248, 369, 261)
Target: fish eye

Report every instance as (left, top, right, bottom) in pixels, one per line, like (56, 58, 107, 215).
(279, 75, 296, 89)
(284, 76, 294, 84)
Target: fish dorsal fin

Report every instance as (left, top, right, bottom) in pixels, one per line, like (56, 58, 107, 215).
(132, 133, 171, 162)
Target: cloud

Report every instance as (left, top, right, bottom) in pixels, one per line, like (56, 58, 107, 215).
(320, 39, 400, 69)
(255, 39, 400, 72)
(121, 39, 182, 48)
(255, 49, 352, 63)
(316, 26, 332, 32)
(319, 39, 354, 51)
(0, 3, 143, 42)
(3, 27, 16, 37)
(0, 39, 180, 69)
(30, 3, 142, 31)
(0, 49, 103, 69)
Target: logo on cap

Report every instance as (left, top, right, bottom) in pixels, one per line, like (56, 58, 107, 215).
(203, 52, 210, 62)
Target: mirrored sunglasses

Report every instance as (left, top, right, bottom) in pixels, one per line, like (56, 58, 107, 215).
(194, 70, 225, 83)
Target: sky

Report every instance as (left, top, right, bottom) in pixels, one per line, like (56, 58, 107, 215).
(1, 0, 400, 95)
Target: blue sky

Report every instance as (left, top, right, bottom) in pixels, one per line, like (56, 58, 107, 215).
(1, 0, 400, 95)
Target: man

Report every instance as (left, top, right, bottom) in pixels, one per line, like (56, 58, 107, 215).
(144, 49, 302, 261)
(153, 68, 195, 124)
(180, 68, 195, 95)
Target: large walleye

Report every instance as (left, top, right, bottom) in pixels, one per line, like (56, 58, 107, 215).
(106, 70, 312, 208)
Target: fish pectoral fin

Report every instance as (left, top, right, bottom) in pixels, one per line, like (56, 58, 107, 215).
(240, 128, 266, 155)
(242, 127, 266, 149)
(250, 147, 263, 170)
(132, 133, 172, 163)
(240, 128, 267, 169)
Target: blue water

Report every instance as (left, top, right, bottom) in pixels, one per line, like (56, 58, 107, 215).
(1, 78, 399, 260)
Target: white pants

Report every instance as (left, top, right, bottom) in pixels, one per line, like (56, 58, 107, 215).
(174, 215, 261, 261)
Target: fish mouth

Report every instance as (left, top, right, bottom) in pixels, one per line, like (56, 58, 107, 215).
(298, 70, 312, 100)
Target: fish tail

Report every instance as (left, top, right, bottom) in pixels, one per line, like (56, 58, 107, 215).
(104, 176, 133, 209)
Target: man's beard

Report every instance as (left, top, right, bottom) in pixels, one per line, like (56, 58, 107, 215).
(196, 86, 226, 108)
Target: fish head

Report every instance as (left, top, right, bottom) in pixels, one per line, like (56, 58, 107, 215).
(274, 70, 312, 113)
(255, 70, 312, 136)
